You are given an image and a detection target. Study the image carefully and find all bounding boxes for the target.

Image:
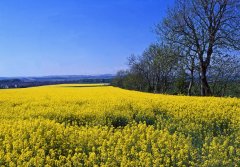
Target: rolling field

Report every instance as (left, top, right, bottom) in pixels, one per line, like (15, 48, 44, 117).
(0, 84, 239, 166)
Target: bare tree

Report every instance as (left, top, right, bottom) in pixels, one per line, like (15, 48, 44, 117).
(126, 45, 179, 93)
(184, 47, 197, 96)
(209, 53, 240, 96)
(128, 54, 153, 92)
(156, 0, 240, 96)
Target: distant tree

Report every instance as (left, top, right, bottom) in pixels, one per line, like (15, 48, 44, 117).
(157, 0, 240, 96)
(209, 53, 240, 96)
(174, 67, 187, 94)
(111, 70, 127, 88)
(115, 44, 179, 93)
(154, 45, 179, 93)
(177, 46, 198, 95)
(128, 54, 154, 92)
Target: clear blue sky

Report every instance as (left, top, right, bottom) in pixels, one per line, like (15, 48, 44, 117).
(0, 0, 174, 77)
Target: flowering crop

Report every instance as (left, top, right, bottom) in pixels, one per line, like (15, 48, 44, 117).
(0, 84, 239, 166)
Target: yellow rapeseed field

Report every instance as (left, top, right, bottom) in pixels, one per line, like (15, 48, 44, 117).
(0, 84, 239, 166)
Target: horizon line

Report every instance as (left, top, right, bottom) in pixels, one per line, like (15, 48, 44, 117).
(0, 73, 116, 78)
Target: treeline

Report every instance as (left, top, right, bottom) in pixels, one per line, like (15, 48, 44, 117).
(112, 44, 240, 96)
(112, 0, 240, 97)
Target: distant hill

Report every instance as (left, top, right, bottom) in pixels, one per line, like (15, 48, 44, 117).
(0, 74, 115, 89)
(0, 74, 115, 82)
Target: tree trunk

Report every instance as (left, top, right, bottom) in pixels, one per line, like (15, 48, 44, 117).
(188, 56, 195, 96)
(154, 81, 158, 93)
(221, 83, 227, 97)
(200, 65, 212, 96)
(188, 70, 194, 96)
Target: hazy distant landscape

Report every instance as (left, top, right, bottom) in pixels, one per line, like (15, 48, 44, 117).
(0, 74, 114, 88)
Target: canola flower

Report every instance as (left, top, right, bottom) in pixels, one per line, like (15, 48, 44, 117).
(0, 84, 239, 166)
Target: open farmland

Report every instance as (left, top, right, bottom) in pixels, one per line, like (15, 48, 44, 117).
(0, 84, 239, 166)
